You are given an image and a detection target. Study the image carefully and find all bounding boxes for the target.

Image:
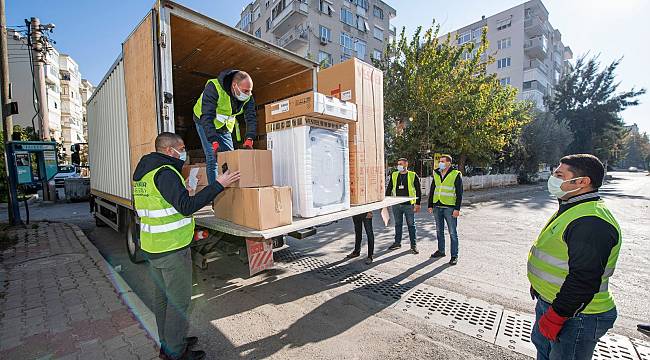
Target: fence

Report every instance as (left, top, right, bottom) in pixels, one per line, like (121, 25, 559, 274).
(420, 174, 518, 196)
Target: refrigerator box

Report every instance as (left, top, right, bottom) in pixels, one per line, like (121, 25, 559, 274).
(266, 116, 350, 218)
(217, 149, 273, 188)
(213, 186, 292, 230)
(265, 91, 357, 124)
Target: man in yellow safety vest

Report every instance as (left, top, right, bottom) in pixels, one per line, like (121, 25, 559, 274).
(386, 158, 422, 254)
(133, 132, 240, 360)
(529, 154, 621, 360)
(428, 155, 463, 265)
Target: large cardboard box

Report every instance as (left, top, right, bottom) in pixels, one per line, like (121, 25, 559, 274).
(265, 91, 357, 124)
(217, 149, 273, 188)
(181, 163, 208, 193)
(213, 186, 292, 230)
(318, 58, 385, 204)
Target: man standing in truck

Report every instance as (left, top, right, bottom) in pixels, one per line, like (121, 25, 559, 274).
(133, 132, 240, 360)
(193, 70, 257, 185)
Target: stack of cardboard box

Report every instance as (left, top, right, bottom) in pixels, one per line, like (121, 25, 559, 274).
(317, 58, 386, 205)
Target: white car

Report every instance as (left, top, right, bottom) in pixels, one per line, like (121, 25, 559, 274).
(54, 165, 80, 188)
(628, 167, 639, 172)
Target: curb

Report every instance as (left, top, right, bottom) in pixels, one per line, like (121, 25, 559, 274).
(68, 224, 160, 345)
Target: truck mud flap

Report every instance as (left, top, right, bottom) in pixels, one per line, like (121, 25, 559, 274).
(246, 238, 274, 276)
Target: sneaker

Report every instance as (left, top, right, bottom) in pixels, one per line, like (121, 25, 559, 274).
(449, 257, 458, 266)
(365, 257, 373, 265)
(346, 251, 360, 259)
(185, 337, 198, 348)
(411, 247, 419, 255)
(388, 243, 401, 250)
(638, 323, 650, 337)
(431, 250, 446, 258)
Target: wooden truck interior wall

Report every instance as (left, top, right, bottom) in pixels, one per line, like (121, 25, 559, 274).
(169, 14, 314, 152)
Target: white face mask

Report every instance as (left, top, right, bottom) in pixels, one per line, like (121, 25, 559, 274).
(172, 147, 187, 162)
(438, 162, 447, 170)
(234, 84, 251, 102)
(397, 165, 405, 172)
(547, 176, 583, 198)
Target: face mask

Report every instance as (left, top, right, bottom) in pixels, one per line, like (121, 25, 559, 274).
(547, 176, 583, 198)
(172, 147, 187, 162)
(397, 165, 405, 172)
(438, 162, 447, 170)
(234, 84, 251, 102)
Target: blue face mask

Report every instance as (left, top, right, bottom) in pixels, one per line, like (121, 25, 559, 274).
(172, 147, 187, 162)
(438, 162, 447, 170)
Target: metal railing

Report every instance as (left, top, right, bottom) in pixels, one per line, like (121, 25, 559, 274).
(277, 24, 308, 48)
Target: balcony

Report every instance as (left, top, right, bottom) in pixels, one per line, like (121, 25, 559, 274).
(522, 89, 546, 111)
(277, 24, 309, 52)
(524, 15, 545, 37)
(523, 80, 548, 95)
(271, 0, 309, 35)
(524, 58, 548, 75)
(524, 36, 548, 60)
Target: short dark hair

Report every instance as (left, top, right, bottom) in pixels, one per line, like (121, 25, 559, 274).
(398, 158, 408, 163)
(155, 132, 183, 152)
(440, 154, 453, 163)
(560, 154, 604, 189)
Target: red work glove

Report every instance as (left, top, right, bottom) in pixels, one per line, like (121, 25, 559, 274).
(538, 306, 568, 341)
(243, 138, 254, 149)
(211, 141, 219, 155)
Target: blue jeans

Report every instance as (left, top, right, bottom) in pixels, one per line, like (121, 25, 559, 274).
(194, 118, 234, 185)
(433, 206, 459, 257)
(393, 204, 416, 247)
(531, 299, 617, 360)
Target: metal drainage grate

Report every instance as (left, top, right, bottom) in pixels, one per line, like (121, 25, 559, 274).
(274, 249, 304, 263)
(631, 338, 650, 360)
(395, 285, 502, 342)
(346, 270, 414, 301)
(494, 310, 536, 358)
(593, 333, 640, 360)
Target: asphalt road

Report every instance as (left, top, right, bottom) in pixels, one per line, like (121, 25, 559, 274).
(3, 171, 647, 359)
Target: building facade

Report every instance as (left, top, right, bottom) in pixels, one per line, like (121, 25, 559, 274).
(79, 79, 94, 144)
(236, 0, 396, 67)
(59, 54, 85, 160)
(441, 0, 572, 111)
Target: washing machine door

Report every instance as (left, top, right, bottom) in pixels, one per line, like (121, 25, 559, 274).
(309, 127, 346, 208)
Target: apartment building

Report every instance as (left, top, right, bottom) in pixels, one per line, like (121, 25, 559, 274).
(59, 54, 85, 160)
(80, 79, 94, 143)
(236, 0, 396, 67)
(442, 0, 573, 111)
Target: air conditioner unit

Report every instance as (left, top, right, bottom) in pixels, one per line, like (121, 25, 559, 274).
(320, 36, 328, 45)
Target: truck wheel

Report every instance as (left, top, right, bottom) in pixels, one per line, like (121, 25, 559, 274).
(126, 215, 145, 264)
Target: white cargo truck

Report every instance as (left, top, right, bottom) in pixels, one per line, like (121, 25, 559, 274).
(87, 0, 405, 276)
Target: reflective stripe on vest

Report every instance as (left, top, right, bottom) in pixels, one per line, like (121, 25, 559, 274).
(432, 170, 460, 206)
(391, 171, 417, 204)
(133, 165, 195, 253)
(527, 200, 621, 314)
(193, 78, 250, 142)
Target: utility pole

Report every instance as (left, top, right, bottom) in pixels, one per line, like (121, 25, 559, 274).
(1, 0, 22, 224)
(29, 17, 50, 141)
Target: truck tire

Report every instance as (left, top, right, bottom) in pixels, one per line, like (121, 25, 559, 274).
(126, 214, 145, 264)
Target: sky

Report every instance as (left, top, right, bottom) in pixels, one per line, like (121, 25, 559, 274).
(7, 0, 649, 133)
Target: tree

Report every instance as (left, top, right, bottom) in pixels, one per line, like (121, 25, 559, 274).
(622, 125, 650, 169)
(377, 22, 532, 174)
(517, 112, 573, 181)
(547, 55, 646, 161)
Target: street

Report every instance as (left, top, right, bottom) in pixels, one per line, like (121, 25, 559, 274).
(4, 172, 648, 359)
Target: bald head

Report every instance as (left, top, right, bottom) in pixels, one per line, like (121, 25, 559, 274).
(231, 71, 253, 98)
(155, 132, 183, 152)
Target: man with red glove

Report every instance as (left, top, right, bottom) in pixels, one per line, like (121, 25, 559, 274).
(528, 154, 621, 360)
(193, 70, 257, 185)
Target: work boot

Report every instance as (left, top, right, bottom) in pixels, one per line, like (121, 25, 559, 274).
(411, 246, 419, 255)
(449, 257, 458, 266)
(431, 250, 446, 258)
(179, 350, 206, 360)
(388, 243, 401, 250)
(346, 251, 360, 259)
(185, 337, 198, 348)
(639, 323, 650, 337)
(365, 256, 373, 265)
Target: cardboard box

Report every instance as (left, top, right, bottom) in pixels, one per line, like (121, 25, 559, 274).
(217, 149, 273, 188)
(181, 163, 208, 187)
(318, 58, 385, 204)
(265, 91, 357, 124)
(213, 186, 292, 230)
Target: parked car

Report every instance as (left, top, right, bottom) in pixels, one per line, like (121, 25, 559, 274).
(628, 167, 639, 172)
(54, 165, 80, 188)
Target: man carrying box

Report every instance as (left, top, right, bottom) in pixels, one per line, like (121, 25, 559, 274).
(133, 132, 240, 360)
(386, 158, 422, 254)
(193, 70, 257, 185)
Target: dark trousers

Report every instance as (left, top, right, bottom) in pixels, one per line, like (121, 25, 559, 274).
(147, 248, 192, 357)
(352, 212, 374, 257)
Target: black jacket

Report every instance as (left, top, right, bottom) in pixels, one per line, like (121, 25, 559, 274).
(539, 192, 619, 318)
(427, 168, 463, 210)
(132, 152, 224, 257)
(385, 171, 422, 205)
(194, 69, 257, 142)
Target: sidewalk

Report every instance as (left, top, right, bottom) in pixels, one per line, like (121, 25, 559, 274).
(0, 222, 158, 360)
(462, 184, 544, 204)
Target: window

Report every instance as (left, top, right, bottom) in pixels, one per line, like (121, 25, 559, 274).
(357, 16, 369, 32)
(320, 25, 331, 42)
(472, 28, 483, 40)
(318, 51, 333, 68)
(497, 57, 511, 68)
(319, 0, 334, 15)
(499, 77, 511, 86)
(54, 102, 58, 109)
(340, 8, 355, 26)
(373, 5, 384, 19)
(372, 49, 382, 61)
(240, 12, 252, 29)
(497, 18, 512, 31)
(255, 28, 261, 38)
(356, 0, 369, 10)
(457, 31, 471, 45)
(355, 39, 367, 60)
(373, 26, 383, 40)
(265, 0, 269, 8)
(497, 38, 511, 49)
(266, 17, 271, 31)
(340, 32, 353, 60)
